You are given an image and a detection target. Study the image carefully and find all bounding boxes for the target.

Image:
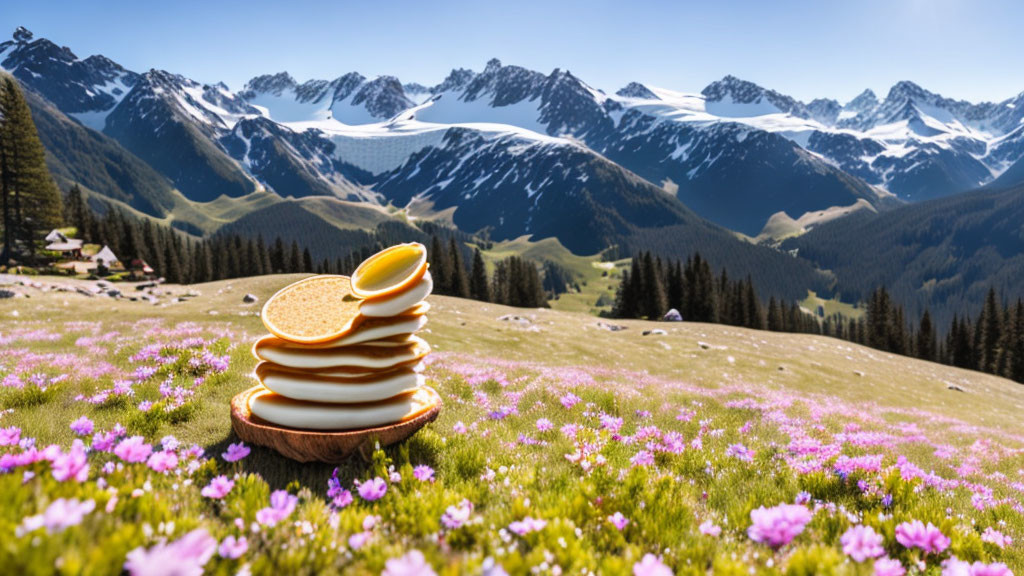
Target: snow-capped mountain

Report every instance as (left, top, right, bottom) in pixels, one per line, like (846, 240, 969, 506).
(6, 26, 1024, 246)
(0, 26, 137, 130)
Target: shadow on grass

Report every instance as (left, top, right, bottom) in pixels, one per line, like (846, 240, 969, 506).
(205, 424, 445, 492)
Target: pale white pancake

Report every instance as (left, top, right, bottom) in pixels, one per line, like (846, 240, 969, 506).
(253, 335, 430, 370)
(257, 366, 423, 404)
(398, 301, 431, 317)
(359, 271, 433, 318)
(249, 386, 439, 430)
(264, 315, 428, 349)
(254, 360, 425, 380)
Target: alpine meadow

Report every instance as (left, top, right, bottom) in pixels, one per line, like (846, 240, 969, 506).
(2, 2, 1024, 575)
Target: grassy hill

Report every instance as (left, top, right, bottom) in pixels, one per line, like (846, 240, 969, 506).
(0, 274, 1021, 574)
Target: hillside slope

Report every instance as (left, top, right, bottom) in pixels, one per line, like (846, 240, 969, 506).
(785, 183, 1024, 324)
(1, 274, 1022, 573)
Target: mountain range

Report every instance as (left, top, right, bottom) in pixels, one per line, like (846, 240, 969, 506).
(3, 25, 1024, 315)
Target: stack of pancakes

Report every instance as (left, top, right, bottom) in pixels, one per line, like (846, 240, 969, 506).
(248, 243, 438, 431)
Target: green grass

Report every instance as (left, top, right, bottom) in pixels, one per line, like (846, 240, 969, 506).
(0, 274, 1021, 574)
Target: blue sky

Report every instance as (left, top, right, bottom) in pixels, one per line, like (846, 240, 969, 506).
(3, 0, 1022, 103)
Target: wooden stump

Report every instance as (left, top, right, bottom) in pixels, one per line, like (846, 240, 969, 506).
(230, 386, 441, 463)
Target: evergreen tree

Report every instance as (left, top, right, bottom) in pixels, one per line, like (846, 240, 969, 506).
(767, 297, 783, 331)
(981, 287, 1002, 373)
(469, 248, 490, 302)
(917, 309, 936, 362)
(0, 75, 63, 263)
(1012, 301, 1024, 383)
(448, 238, 470, 298)
(429, 235, 452, 294)
(302, 247, 313, 273)
(288, 240, 301, 273)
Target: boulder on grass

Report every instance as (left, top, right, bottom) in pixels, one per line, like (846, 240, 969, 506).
(663, 308, 683, 322)
(243, 293, 259, 304)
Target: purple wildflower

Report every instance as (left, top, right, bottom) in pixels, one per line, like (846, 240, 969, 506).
(608, 512, 629, 530)
(412, 465, 434, 482)
(69, 416, 94, 436)
(222, 442, 250, 462)
(357, 477, 387, 501)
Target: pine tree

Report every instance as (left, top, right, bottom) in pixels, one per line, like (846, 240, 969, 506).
(641, 251, 666, 319)
(917, 309, 936, 362)
(667, 260, 684, 313)
(1012, 301, 1024, 383)
(0, 75, 63, 263)
(288, 240, 301, 274)
(448, 238, 470, 298)
(302, 247, 313, 273)
(981, 287, 1002, 374)
(469, 248, 490, 302)
(767, 297, 783, 331)
(429, 235, 451, 294)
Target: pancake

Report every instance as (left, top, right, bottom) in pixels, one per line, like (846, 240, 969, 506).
(259, 315, 427, 350)
(252, 335, 430, 370)
(359, 271, 433, 318)
(398, 301, 431, 317)
(249, 386, 440, 430)
(255, 365, 423, 404)
(350, 243, 428, 299)
(260, 275, 362, 344)
(254, 360, 425, 380)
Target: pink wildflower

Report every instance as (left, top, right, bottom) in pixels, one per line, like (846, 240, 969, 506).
(895, 520, 950, 554)
(874, 557, 906, 576)
(608, 512, 629, 530)
(382, 549, 436, 576)
(218, 535, 248, 559)
(123, 528, 217, 576)
(536, 418, 553, 431)
(0, 426, 20, 446)
(51, 440, 89, 483)
(508, 516, 547, 535)
(747, 503, 813, 549)
(980, 527, 1012, 549)
(841, 525, 886, 562)
(114, 436, 152, 463)
(200, 475, 234, 499)
(441, 500, 473, 529)
(20, 498, 95, 534)
(255, 490, 297, 526)
(633, 554, 672, 576)
(146, 450, 178, 473)
(699, 519, 722, 537)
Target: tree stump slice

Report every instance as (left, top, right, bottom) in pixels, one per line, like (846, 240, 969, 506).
(230, 385, 441, 463)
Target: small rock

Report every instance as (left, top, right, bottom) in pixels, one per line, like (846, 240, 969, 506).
(96, 280, 112, 289)
(498, 314, 531, 325)
(106, 289, 122, 298)
(662, 308, 683, 322)
(136, 282, 157, 291)
(243, 293, 259, 304)
(595, 321, 627, 332)
(642, 329, 667, 336)
(947, 384, 965, 392)
(698, 341, 710, 350)
(0, 289, 14, 299)
(853, 370, 865, 377)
